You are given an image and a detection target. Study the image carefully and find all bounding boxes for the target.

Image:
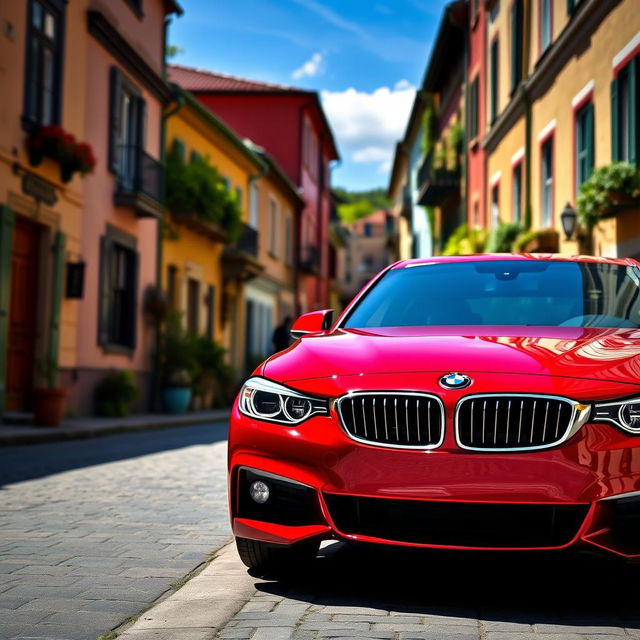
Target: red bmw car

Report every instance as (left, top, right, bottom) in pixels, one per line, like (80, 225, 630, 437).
(229, 254, 640, 573)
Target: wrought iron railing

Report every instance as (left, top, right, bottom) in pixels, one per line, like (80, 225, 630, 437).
(116, 145, 163, 204)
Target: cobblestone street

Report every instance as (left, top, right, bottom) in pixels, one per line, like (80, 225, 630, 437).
(219, 543, 640, 640)
(0, 422, 231, 640)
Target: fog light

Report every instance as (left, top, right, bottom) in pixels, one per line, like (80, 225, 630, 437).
(249, 480, 270, 504)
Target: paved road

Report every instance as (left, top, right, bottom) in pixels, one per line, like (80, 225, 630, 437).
(217, 542, 640, 640)
(0, 422, 232, 640)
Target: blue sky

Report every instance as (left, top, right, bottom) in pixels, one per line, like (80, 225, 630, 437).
(168, 0, 449, 191)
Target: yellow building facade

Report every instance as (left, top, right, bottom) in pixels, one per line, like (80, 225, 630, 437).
(163, 90, 304, 377)
(484, 0, 639, 257)
(163, 91, 264, 376)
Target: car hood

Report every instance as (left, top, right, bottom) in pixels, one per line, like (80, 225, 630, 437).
(263, 326, 640, 387)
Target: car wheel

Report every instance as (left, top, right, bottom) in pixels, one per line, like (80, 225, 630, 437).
(235, 536, 319, 577)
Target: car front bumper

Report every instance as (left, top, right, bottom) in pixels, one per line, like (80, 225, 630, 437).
(228, 387, 640, 559)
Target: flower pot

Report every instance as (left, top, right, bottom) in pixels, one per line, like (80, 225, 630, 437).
(33, 388, 68, 427)
(162, 387, 192, 414)
(60, 162, 74, 183)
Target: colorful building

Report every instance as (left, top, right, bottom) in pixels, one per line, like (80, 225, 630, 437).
(163, 87, 305, 376)
(167, 65, 340, 314)
(483, 0, 639, 255)
(0, 0, 180, 418)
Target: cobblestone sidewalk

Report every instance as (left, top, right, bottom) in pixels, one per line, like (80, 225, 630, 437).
(1, 422, 232, 640)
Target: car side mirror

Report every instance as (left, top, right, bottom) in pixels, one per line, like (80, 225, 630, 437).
(290, 309, 334, 340)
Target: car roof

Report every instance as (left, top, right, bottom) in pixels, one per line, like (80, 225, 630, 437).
(392, 253, 640, 269)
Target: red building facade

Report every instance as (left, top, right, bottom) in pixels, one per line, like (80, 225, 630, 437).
(168, 66, 339, 313)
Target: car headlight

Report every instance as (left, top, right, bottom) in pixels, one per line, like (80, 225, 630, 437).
(593, 397, 640, 434)
(238, 377, 329, 424)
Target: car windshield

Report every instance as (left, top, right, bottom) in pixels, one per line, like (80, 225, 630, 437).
(343, 260, 640, 329)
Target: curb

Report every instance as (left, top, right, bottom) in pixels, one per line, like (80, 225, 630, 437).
(0, 409, 231, 446)
(111, 540, 257, 639)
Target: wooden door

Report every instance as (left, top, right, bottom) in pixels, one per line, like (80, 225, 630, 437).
(6, 217, 41, 411)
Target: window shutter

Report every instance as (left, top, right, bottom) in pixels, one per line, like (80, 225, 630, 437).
(108, 67, 122, 173)
(48, 231, 66, 388)
(629, 56, 638, 167)
(586, 101, 595, 180)
(0, 206, 15, 415)
(611, 76, 620, 162)
(97, 235, 112, 347)
(129, 250, 139, 350)
(172, 138, 185, 162)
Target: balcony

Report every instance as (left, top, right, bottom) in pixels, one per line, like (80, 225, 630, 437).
(114, 145, 164, 218)
(299, 245, 319, 275)
(417, 154, 461, 207)
(222, 223, 263, 283)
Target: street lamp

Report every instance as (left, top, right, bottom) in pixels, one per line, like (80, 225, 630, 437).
(560, 202, 577, 240)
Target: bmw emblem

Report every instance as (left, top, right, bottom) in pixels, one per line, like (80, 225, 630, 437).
(439, 373, 472, 390)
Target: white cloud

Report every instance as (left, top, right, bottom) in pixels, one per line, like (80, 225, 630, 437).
(321, 82, 416, 174)
(291, 52, 324, 79)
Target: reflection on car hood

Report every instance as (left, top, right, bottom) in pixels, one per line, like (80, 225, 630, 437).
(264, 326, 640, 385)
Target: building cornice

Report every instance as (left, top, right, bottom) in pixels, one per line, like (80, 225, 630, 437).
(87, 10, 173, 104)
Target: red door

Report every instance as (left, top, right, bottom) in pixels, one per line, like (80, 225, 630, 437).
(6, 217, 41, 412)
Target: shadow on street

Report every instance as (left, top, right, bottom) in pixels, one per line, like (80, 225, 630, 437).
(257, 541, 640, 630)
(0, 421, 228, 486)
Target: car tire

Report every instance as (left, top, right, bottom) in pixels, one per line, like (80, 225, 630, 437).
(235, 536, 319, 577)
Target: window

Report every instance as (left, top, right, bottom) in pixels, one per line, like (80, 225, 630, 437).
(24, 0, 65, 127)
(268, 198, 279, 256)
(344, 261, 640, 329)
(612, 56, 638, 166)
(172, 138, 185, 161)
(186, 278, 200, 335)
(541, 136, 554, 227)
(491, 183, 500, 227)
(510, 0, 524, 94)
(490, 37, 499, 123)
(469, 76, 479, 140)
(205, 285, 215, 340)
(98, 228, 139, 352)
(575, 101, 594, 192)
(285, 213, 293, 266)
(364, 223, 373, 237)
(540, 0, 552, 52)
(512, 162, 522, 223)
(249, 181, 259, 229)
(190, 149, 201, 164)
(109, 68, 146, 189)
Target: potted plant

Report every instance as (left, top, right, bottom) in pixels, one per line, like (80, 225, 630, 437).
(33, 356, 68, 427)
(94, 370, 138, 417)
(577, 162, 640, 229)
(159, 312, 195, 414)
(26, 125, 96, 182)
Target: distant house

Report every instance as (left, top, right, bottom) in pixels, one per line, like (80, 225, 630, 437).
(338, 210, 395, 306)
(167, 65, 340, 315)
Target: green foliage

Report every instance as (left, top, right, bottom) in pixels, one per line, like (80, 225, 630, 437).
(442, 224, 487, 256)
(94, 370, 138, 417)
(421, 105, 437, 156)
(334, 187, 392, 222)
(166, 44, 184, 60)
(192, 335, 234, 407)
(165, 146, 242, 241)
(513, 228, 559, 252)
(577, 162, 640, 229)
(448, 121, 464, 154)
(485, 222, 523, 253)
